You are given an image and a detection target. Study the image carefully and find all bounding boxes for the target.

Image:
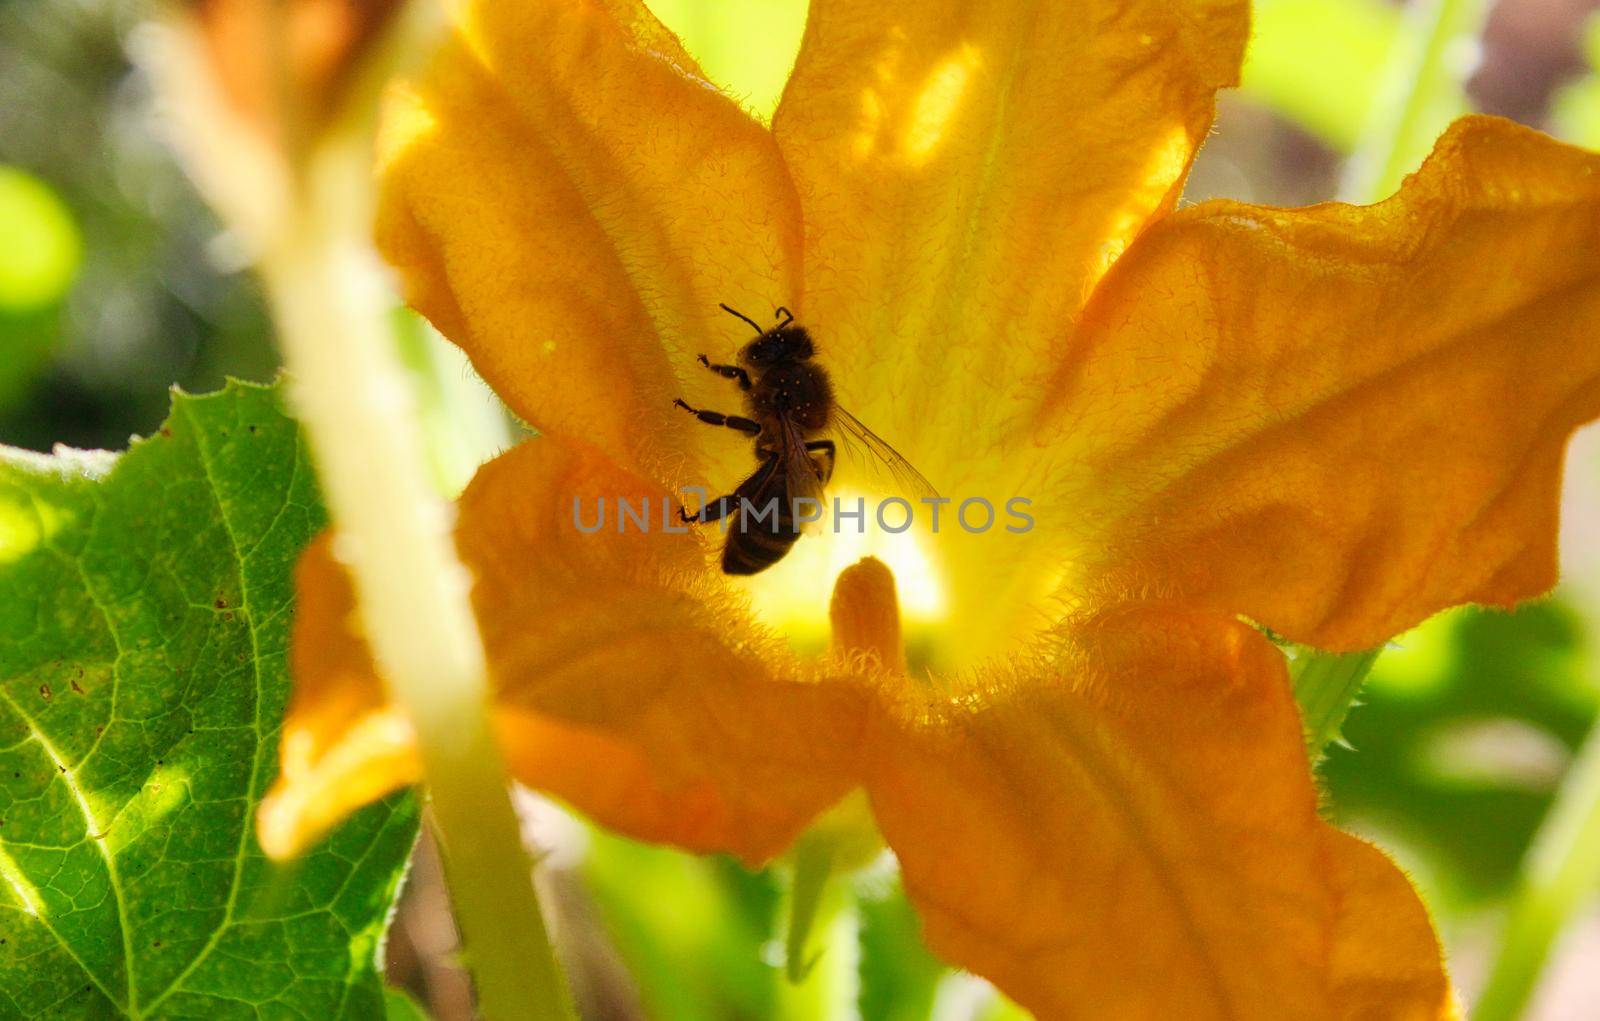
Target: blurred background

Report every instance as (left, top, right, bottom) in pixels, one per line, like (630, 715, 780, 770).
(3, 0, 1599, 1018)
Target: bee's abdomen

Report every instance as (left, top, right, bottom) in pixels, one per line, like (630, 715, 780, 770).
(721, 494, 804, 575)
(721, 528, 800, 575)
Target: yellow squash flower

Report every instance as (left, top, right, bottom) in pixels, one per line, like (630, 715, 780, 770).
(260, 0, 1600, 1016)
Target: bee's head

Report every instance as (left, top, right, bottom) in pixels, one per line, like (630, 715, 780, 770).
(720, 304, 813, 368)
(739, 325, 814, 368)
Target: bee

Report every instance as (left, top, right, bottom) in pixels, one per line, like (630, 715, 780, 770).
(676, 304, 937, 575)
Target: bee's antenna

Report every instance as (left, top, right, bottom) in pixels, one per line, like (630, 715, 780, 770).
(773, 306, 794, 329)
(718, 303, 766, 335)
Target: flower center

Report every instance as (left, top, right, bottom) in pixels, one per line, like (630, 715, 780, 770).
(735, 484, 1066, 676)
(738, 486, 944, 660)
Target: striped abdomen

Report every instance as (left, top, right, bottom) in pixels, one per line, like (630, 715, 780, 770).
(721, 474, 805, 575)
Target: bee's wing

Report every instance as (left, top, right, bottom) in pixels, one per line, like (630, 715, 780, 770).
(776, 414, 830, 533)
(832, 406, 940, 501)
(729, 451, 786, 528)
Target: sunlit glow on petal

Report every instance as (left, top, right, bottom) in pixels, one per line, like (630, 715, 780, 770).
(852, 89, 885, 161)
(901, 44, 981, 163)
(777, 0, 1249, 466)
(1080, 126, 1199, 296)
(258, 706, 418, 860)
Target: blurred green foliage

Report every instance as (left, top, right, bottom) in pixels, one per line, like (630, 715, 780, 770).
(856, 881, 944, 1021)
(582, 832, 785, 1020)
(648, 0, 808, 120)
(0, 166, 81, 311)
(0, 167, 78, 410)
(581, 829, 954, 1021)
(1327, 604, 1598, 909)
(1553, 13, 1600, 148)
(1339, 0, 1493, 202)
(0, 0, 276, 453)
(1241, 0, 1400, 152)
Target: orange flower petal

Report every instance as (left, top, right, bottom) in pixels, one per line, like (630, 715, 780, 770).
(257, 534, 420, 860)
(460, 439, 869, 862)
(190, 0, 404, 149)
(1325, 832, 1462, 1019)
(866, 604, 1452, 1019)
(375, 0, 804, 481)
(772, 0, 1248, 480)
(261, 437, 868, 863)
(1043, 117, 1600, 650)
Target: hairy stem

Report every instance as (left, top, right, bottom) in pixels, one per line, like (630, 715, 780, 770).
(1290, 647, 1382, 758)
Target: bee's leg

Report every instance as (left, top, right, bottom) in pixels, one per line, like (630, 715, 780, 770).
(680, 454, 779, 523)
(673, 399, 761, 435)
(696, 354, 752, 391)
(805, 440, 836, 484)
(681, 492, 738, 524)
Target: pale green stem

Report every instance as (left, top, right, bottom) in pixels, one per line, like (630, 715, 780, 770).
(780, 790, 877, 1018)
(1473, 720, 1600, 1021)
(259, 152, 573, 1021)
(785, 838, 836, 984)
(1340, 0, 1492, 203)
(140, 4, 568, 1015)
(1290, 647, 1383, 758)
(776, 849, 859, 1021)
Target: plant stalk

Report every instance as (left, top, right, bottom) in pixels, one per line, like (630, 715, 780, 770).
(776, 850, 859, 1021)
(259, 150, 573, 1021)
(1473, 720, 1600, 1021)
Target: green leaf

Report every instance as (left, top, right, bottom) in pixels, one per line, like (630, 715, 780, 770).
(0, 380, 419, 1019)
